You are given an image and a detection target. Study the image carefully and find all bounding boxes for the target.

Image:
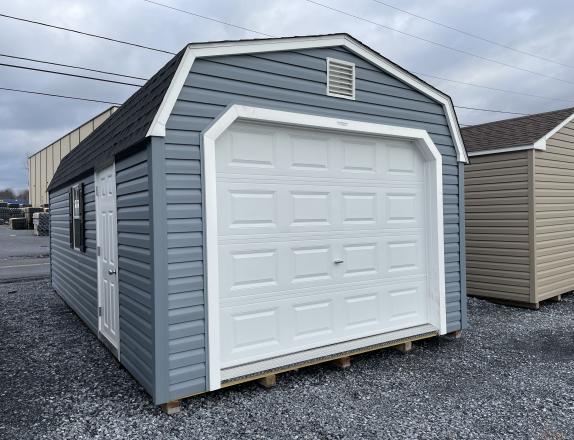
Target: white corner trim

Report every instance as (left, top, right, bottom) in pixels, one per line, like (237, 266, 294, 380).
(532, 112, 574, 149)
(467, 144, 536, 157)
(203, 105, 447, 391)
(146, 34, 468, 163)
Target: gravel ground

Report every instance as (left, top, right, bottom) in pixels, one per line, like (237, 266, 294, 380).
(1, 280, 573, 440)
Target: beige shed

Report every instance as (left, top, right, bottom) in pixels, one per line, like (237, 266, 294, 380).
(462, 107, 574, 308)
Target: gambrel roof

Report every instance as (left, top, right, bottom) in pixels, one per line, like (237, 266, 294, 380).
(49, 33, 468, 191)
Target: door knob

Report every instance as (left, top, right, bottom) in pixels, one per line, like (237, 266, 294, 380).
(333, 259, 344, 264)
(108, 269, 117, 275)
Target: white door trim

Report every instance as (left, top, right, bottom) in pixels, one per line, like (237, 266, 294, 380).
(203, 104, 446, 391)
(95, 163, 120, 357)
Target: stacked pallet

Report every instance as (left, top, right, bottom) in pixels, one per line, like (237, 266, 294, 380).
(0, 207, 24, 225)
(9, 217, 27, 230)
(33, 212, 50, 236)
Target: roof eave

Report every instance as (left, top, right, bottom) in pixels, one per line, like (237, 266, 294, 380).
(467, 144, 539, 157)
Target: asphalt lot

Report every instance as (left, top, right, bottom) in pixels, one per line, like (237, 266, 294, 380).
(1, 279, 573, 440)
(0, 225, 49, 282)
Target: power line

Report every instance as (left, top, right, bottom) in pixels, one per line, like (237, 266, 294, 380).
(134, 0, 574, 103)
(0, 13, 175, 55)
(454, 105, 529, 116)
(0, 62, 142, 87)
(0, 11, 555, 117)
(303, 0, 574, 86)
(415, 71, 574, 104)
(141, 0, 273, 37)
(0, 52, 147, 81)
(0, 86, 122, 105)
(370, 0, 574, 70)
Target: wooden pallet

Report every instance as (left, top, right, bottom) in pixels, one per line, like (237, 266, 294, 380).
(220, 331, 437, 390)
(481, 290, 571, 310)
(160, 330, 452, 414)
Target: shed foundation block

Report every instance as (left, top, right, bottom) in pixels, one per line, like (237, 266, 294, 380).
(161, 400, 181, 415)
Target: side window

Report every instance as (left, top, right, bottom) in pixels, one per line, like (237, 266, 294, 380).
(69, 184, 85, 252)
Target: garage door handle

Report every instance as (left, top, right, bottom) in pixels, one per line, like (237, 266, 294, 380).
(108, 269, 117, 275)
(333, 259, 344, 264)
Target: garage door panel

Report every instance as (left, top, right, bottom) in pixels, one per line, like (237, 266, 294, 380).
(216, 121, 433, 370)
(216, 122, 425, 183)
(228, 249, 278, 291)
(219, 232, 427, 299)
(217, 182, 426, 235)
(220, 279, 428, 367)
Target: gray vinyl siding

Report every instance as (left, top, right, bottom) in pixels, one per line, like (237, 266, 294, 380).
(160, 46, 465, 401)
(163, 133, 206, 400)
(534, 120, 574, 300)
(50, 175, 98, 332)
(465, 151, 531, 302)
(115, 147, 155, 396)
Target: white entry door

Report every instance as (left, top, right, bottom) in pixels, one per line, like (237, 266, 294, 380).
(95, 163, 120, 352)
(215, 121, 432, 370)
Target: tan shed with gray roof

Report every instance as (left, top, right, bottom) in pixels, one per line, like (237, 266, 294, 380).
(462, 107, 574, 308)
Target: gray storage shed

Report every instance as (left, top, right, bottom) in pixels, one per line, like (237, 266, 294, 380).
(48, 34, 468, 408)
(462, 107, 574, 308)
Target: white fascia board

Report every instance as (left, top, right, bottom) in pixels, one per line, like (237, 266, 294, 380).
(203, 105, 447, 390)
(467, 144, 536, 157)
(532, 112, 574, 149)
(146, 34, 468, 163)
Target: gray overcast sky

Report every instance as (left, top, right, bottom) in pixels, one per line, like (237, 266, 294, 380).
(1, 0, 573, 191)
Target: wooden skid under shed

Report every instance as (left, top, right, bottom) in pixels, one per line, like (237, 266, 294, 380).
(160, 330, 454, 414)
(221, 330, 438, 389)
(475, 290, 572, 310)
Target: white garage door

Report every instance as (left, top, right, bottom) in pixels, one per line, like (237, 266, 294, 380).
(215, 121, 432, 370)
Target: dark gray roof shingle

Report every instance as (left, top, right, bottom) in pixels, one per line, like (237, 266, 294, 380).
(461, 107, 574, 153)
(48, 47, 186, 191)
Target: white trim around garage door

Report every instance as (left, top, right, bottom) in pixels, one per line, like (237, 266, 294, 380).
(202, 105, 447, 391)
(146, 34, 468, 163)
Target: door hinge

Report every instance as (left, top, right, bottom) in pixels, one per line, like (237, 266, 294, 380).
(97, 246, 101, 256)
(98, 306, 102, 317)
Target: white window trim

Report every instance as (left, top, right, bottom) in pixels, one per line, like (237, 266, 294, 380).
(202, 104, 447, 391)
(326, 57, 355, 100)
(146, 34, 468, 163)
(72, 184, 81, 251)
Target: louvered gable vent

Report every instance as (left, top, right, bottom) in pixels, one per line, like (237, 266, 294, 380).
(327, 58, 355, 100)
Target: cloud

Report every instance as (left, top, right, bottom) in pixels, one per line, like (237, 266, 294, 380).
(1, 0, 573, 190)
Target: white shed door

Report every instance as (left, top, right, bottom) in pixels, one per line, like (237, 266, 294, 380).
(95, 164, 120, 352)
(216, 122, 430, 369)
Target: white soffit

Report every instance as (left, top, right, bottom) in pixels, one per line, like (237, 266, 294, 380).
(467, 144, 535, 157)
(146, 34, 468, 163)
